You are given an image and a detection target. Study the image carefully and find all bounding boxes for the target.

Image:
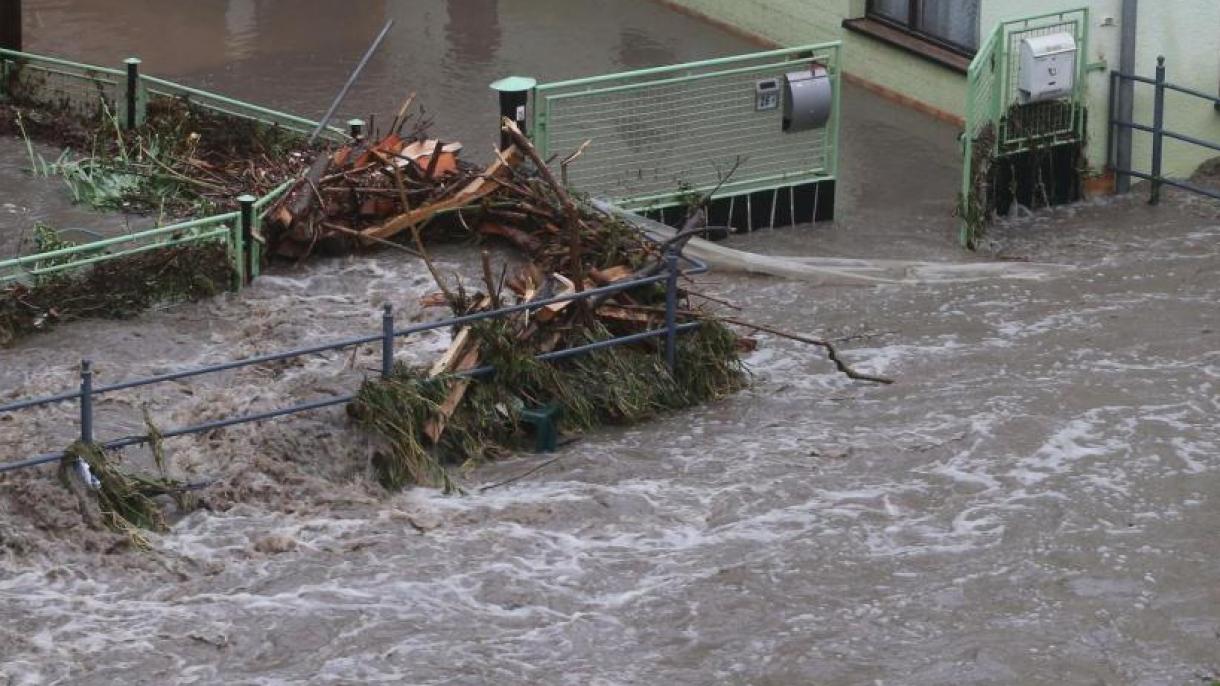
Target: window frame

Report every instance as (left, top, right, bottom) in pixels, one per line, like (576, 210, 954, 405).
(865, 0, 980, 57)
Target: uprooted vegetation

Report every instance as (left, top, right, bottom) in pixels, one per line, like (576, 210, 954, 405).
(2, 94, 889, 550)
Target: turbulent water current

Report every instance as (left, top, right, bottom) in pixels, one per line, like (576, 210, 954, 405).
(2, 1, 1219, 684)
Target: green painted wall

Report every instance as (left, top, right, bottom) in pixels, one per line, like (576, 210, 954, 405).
(665, 0, 1220, 180)
(664, 0, 969, 120)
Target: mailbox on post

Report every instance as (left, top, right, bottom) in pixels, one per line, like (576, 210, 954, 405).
(783, 64, 832, 132)
(1018, 33, 1077, 104)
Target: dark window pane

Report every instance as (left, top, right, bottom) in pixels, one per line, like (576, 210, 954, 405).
(916, 0, 979, 50)
(870, 0, 910, 23)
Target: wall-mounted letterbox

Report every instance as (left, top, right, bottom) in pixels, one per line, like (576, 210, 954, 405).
(1018, 33, 1077, 104)
(783, 64, 831, 132)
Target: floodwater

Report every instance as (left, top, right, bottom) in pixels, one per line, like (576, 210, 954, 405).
(3, 2, 1220, 685)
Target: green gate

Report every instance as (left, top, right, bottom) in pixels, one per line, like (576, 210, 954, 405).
(530, 43, 841, 216)
(960, 8, 1090, 247)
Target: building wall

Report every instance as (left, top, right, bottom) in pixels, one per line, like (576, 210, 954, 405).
(663, 0, 968, 122)
(1130, 1, 1220, 179)
(662, 0, 1220, 180)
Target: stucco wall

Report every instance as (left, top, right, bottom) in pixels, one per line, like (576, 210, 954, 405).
(663, 0, 1219, 180)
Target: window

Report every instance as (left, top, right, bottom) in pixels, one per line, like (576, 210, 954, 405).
(866, 0, 980, 55)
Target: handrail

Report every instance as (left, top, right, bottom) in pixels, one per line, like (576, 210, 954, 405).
(536, 40, 840, 92)
(0, 244, 709, 474)
(0, 214, 236, 270)
(0, 47, 125, 76)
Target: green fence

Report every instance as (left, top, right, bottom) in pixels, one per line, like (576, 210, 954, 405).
(0, 213, 236, 286)
(960, 8, 1089, 247)
(531, 42, 841, 212)
(0, 48, 352, 291)
(0, 47, 346, 140)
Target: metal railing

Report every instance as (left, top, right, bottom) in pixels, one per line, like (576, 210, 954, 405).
(1, 47, 344, 288)
(0, 179, 295, 291)
(530, 42, 842, 212)
(960, 8, 1090, 246)
(0, 248, 705, 474)
(0, 47, 346, 140)
(1109, 56, 1220, 205)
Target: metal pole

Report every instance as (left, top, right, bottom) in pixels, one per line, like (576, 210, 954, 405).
(381, 304, 394, 379)
(490, 76, 537, 150)
(348, 118, 365, 141)
(237, 194, 255, 287)
(79, 359, 93, 444)
(664, 250, 679, 372)
(123, 57, 141, 129)
(1115, 0, 1137, 193)
(1149, 56, 1166, 205)
(308, 19, 394, 144)
(0, 0, 20, 52)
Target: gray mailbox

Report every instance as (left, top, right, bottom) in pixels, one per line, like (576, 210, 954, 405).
(783, 64, 831, 132)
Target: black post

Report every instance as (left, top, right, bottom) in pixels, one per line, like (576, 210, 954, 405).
(490, 76, 536, 150)
(1149, 56, 1166, 205)
(237, 194, 256, 284)
(381, 304, 394, 379)
(79, 359, 93, 444)
(0, 0, 20, 52)
(664, 250, 679, 372)
(124, 57, 140, 130)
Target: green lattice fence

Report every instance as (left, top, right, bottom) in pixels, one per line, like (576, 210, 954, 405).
(532, 42, 841, 212)
(960, 8, 1089, 247)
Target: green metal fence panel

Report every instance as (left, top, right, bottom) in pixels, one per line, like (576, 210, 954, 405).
(142, 75, 347, 143)
(532, 43, 841, 211)
(960, 8, 1089, 247)
(0, 213, 237, 286)
(0, 48, 124, 120)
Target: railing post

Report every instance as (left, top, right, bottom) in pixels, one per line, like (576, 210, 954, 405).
(233, 194, 255, 290)
(0, 0, 21, 53)
(123, 57, 144, 129)
(347, 118, 365, 141)
(381, 303, 395, 379)
(79, 359, 93, 444)
(664, 249, 679, 372)
(1149, 56, 1166, 205)
(490, 76, 537, 149)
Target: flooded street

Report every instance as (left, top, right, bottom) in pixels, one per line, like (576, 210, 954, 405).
(3, 2, 1220, 685)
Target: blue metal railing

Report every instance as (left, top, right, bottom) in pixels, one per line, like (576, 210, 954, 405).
(1109, 57, 1220, 205)
(0, 250, 707, 474)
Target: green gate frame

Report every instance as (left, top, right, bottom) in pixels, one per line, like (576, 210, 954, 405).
(531, 42, 842, 213)
(960, 8, 1090, 247)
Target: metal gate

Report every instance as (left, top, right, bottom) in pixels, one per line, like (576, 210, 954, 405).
(960, 9, 1090, 247)
(528, 43, 841, 224)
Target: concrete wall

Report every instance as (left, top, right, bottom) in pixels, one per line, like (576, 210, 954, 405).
(662, 0, 1220, 179)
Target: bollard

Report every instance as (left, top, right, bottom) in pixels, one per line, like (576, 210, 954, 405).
(79, 359, 93, 444)
(348, 118, 365, 141)
(490, 76, 536, 150)
(123, 57, 143, 129)
(381, 304, 395, 379)
(237, 194, 256, 286)
(664, 250, 679, 372)
(1149, 56, 1166, 205)
(0, 0, 21, 53)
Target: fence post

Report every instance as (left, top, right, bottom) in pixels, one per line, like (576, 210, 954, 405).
(1149, 56, 1166, 205)
(79, 359, 93, 444)
(0, 0, 20, 53)
(664, 249, 679, 372)
(123, 57, 144, 129)
(381, 303, 395, 379)
(233, 194, 255, 290)
(347, 118, 365, 141)
(490, 76, 537, 149)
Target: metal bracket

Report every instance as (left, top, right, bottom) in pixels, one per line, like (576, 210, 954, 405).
(1085, 59, 1108, 73)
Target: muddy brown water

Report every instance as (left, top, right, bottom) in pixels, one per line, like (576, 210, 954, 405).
(2, 2, 1220, 685)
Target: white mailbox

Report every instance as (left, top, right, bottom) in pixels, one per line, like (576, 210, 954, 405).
(1018, 32, 1077, 104)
